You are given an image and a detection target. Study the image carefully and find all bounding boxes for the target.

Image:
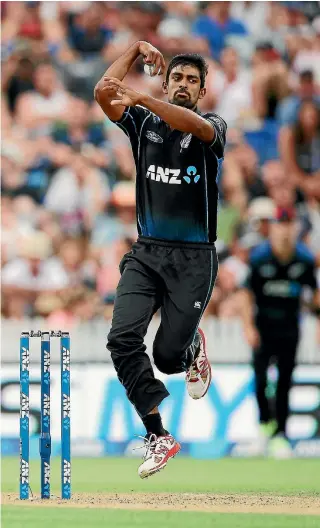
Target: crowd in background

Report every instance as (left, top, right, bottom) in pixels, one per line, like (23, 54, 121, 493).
(1, 1, 320, 326)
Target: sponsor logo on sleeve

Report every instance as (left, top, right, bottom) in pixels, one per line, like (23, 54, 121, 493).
(208, 116, 224, 136)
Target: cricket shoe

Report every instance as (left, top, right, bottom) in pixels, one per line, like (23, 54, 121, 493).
(268, 434, 292, 459)
(252, 421, 278, 456)
(138, 433, 181, 479)
(260, 420, 277, 440)
(186, 328, 212, 399)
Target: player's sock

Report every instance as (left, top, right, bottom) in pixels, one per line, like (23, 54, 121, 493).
(142, 412, 167, 437)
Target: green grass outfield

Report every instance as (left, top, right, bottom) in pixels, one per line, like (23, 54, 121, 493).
(2, 457, 320, 528)
(4, 507, 320, 528)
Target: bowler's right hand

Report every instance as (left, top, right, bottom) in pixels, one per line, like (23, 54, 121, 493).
(138, 41, 166, 76)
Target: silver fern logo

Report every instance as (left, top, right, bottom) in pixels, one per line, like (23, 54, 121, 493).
(180, 133, 192, 150)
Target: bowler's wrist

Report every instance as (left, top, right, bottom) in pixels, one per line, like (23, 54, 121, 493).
(138, 93, 151, 107)
(137, 41, 148, 57)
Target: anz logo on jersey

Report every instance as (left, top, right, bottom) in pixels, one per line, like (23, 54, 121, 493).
(146, 165, 200, 185)
(183, 166, 200, 184)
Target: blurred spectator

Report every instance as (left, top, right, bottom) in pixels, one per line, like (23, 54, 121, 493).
(231, 196, 275, 249)
(222, 137, 263, 203)
(277, 70, 320, 126)
(270, 183, 312, 241)
(1, 99, 13, 138)
(15, 61, 73, 135)
(261, 159, 305, 205)
(231, 2, 268, 41)
(63, 3, 112, 59)
(2, 231, 69, 319)
(1, 139, 52, 204)
(44, 154, 110, 235)
(1, 141, 40, 202)
(58, 237, 88, 286)
(261, 160, 287, 196)
(162, 1, 198, 20)
(58, 2, 163, 101)
(96, 236, 134, 302)
(91, 181, 137, 246)
(205, 264, 242, 318)
(210, 47, 253, 126)
(248, 197, 274, 222)
(158, 11, 208, 56)
(51, 98, 110, 170)
(305, 199, 320, 258)
(291, 30, 320, 83)
(104, 3, 145, 63)
(221, 153, 248, 217)
(45, 286, 101, 328)
(103, 119, 136, 180)
(2, 55, 34, 114)
(222, 235, 251, 290)
(2, 196, 35, 263)
(279, 100, 320, 200)
(36, 209, 64, 250)
(252, 42, 289, 120)
(53, 3, 112, 100)
(105, 1, 165, 64)
(12, 2, 43, 40)
(234, 143, 264, 200)
(192, 2, 248, 61)
(1, 2, 50, 59)
(52, 99, 103, 147)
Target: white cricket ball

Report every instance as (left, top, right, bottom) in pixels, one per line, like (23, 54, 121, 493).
(144, 64, 156, 76)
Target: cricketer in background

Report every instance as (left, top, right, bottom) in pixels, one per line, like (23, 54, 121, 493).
(240, 206, 320, 458)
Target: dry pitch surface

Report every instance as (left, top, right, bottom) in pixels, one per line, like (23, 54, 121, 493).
(3, 491, 320, 516)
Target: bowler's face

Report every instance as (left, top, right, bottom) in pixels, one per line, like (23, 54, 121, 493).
(166, 65, 205, 110)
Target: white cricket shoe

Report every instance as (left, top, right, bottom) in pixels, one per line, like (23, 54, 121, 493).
(186, 329, 212, 399)
(138, 434, 181, 479)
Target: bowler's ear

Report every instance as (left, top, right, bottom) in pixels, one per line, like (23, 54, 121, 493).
(162, 81, 168, 94)
(198, 87, 206, 100)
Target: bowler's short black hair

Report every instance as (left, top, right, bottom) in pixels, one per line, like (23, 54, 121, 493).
(166, 54, 208, 89)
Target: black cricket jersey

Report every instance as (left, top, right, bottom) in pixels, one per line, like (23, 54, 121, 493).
(113, 105, 227, 245)
(245, 241, 318, 338)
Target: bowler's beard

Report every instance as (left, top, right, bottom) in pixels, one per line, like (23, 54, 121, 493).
(169, 96, 196, 110)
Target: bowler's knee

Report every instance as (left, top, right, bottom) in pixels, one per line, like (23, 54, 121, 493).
(153, 341, 183, 375)
(154, 356, 177, 375)
(107, 327, 143, 358)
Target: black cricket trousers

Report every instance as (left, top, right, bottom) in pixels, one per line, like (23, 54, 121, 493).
(107, 238, 218, 418)
(253, 334, 298, 434)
